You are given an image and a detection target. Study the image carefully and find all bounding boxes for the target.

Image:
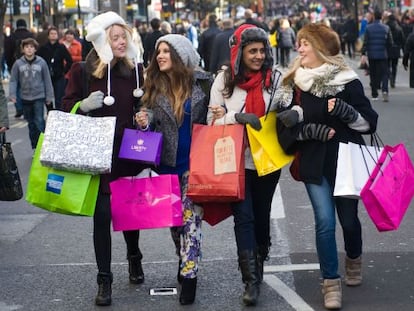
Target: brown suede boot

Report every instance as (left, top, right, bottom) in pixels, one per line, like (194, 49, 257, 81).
(345, 256, 362, 286)
(322, 278, 342, 310)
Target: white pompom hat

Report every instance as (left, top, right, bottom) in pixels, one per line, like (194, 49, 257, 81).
(86, 11, 142, 104)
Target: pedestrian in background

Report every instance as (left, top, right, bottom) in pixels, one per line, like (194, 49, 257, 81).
(403, 28, 414, 88)
(4, 19, 35, 118)
(143, 18, 163, 67)
(136, 34, 212, 305)
(208, 24, 282, 306)
(277, 18, 296, 68)
(209, 18, 234, 74)
(9, 38, 54, 153)
(360, 9, 393, 102)
(386, 14, 405, 88)
(198, 14, 221, 71)
(62, 11, 146, 306)
(276, 23, 378, 310)
(37, 26, 73, 110)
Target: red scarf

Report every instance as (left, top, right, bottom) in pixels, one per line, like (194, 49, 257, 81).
(237, 70, 271, 117)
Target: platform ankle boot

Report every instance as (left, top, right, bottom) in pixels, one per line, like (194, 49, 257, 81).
(128, 254, 144, 284)
(95, 272, 113, 306)
(179, 277, 197, 305)
(322, 278, 342, 310)
(345, 255, 362, 286)
(238, 250, 260, 306)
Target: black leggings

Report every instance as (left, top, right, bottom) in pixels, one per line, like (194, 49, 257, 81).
(93, 192, 142, 273)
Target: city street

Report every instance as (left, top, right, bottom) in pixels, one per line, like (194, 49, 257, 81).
(1, 56, 414, 311)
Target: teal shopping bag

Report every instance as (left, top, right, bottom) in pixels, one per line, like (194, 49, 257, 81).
(26, 134, 99, 216)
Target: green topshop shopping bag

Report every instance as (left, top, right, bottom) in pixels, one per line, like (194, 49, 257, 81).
(26, 134, 99, 216)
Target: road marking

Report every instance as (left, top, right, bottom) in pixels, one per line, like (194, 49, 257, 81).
(0, 301, 23, 310)
(264, 274, 314, 311)
(265, 263, 320, 272)
(271, 183, 285, 219)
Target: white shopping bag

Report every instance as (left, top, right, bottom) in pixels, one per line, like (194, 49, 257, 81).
(333, 142, 382, 199)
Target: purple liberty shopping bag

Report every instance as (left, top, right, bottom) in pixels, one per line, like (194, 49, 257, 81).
(118, 129, 163, 165)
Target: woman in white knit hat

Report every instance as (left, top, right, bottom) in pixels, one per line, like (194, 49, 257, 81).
(62, 11, 145, 306)
(135, 34, 213, 305)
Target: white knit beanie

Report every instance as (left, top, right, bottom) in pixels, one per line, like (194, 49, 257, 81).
(156, 34, 200, 69)
(86, 11, 142, 104)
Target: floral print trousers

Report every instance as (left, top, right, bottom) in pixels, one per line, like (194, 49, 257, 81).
(170, 172, 203, 279)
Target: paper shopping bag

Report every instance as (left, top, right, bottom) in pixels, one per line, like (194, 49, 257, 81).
(187, 123, 245, 203)
(246, 111, 294, 176)
(26, 134, 99, 216)
(118, 129, 163, 165)
(110, 173, 183, 231)
(334, 142, 382, 199)
(40, 103, 116, 174)
(361, 143, 414, 231)
(202, 202, 233, 226)
(0, 133, 23, 201)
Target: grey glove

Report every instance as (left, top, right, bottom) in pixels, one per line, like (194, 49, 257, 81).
(329, 98, 358, 123)
(277, 110, 299, 128)
(79, 90, 104, 112)
(298, 123, 332, 142)
(235, 113, 262, 131)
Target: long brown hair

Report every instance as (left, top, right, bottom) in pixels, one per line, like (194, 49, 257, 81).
(142, 42, 194, 124)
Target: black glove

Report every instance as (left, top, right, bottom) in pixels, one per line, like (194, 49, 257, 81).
(329, 98, 358, 123)
(235, 113, 262, 131)
(277, 110, 299, 128)
(298, 123, 332, 142)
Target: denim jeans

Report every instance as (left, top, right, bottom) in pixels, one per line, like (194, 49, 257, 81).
(232, 169, 280, 253)
(53, 76, 67, 110)
(305, 177, 362, 279)
(22, 99, 45, 149)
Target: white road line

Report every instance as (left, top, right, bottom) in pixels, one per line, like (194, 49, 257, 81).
(264, 263, 320, 273)
(264, 274, 314, 311)
(271, 183, 285, 219)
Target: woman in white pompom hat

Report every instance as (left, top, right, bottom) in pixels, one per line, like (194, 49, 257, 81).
(62, 11, 146, 306)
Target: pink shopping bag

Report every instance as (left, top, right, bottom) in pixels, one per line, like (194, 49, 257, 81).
(361, 143, 414, 232)
(118, 129, 163, 165)
(110, 174, 183, 231)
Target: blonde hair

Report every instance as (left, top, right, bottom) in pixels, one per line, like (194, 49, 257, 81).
(92, 24, 134, 79)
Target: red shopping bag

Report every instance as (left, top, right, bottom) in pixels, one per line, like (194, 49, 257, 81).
(187, 123, 245, 203)
(110, 174, 183, 231)
(202, 202, 233, 226)
(360, 143, 414, 232)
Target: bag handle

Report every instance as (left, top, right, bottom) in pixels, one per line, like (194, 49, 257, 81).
(71, 101, 81, 114)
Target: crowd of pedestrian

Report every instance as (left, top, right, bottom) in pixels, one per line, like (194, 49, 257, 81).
(1, 4, 414, 310)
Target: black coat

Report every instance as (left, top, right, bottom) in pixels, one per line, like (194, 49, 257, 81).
(37, 41, 73, 80)
(208, 28, 234, 73)
(403, 32, 414, 88)
(277, 79, 378, 185)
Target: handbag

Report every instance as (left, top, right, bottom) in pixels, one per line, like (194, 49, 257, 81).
(118, 128, 163, 165)
(334, 142, 383, 199)
(187, 123, 245, 203)
(0, 133, 23, 201)
(361, 143, 414, 231)
(39, 102, 116, 174)
(246, 111, 294, 176)
(26, 134, 99, 216)
(110, 170, 183, 231)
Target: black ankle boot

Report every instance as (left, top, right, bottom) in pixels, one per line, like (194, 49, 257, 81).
(95, 272, 113, 306)
(179, 277, 197, 305)
(238, 250, 260, 306)
(128, 254, 144, 284)
(177, 259, 183, 284)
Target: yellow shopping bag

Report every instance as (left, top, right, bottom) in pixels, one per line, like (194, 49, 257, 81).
(246, 111, 294, 176)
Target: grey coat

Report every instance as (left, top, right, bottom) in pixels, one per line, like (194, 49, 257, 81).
(0, 82, 9, 129)
(150, 70, 212, 167)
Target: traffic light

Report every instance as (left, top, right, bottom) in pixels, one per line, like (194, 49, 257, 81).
(34, 3, 41, 18)
(387, 0, 395, 8)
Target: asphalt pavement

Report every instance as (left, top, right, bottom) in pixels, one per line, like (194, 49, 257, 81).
(1, 55, 414, 311)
